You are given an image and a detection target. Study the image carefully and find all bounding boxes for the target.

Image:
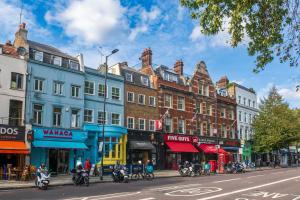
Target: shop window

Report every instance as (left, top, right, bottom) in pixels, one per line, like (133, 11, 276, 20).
(71, 85, 80, 98)
(139, 118, 145, 130)
(53, 81, 64, 96)
(127, 92, 134, 102)
(111, 143, 116, 158)
(10, 72, 23, 90)
(165, 117, 172, 133)
(33, 104, 43, 125)
(84, 109, 93, 123)
(112, 87, 120, 100)
(149, 120, 155, 131)
(98, 111, 106, 124)
(71, 109, 80, 128)
(53, 107, 62, 127)
(138, 94, 145, 105)
(112, 113, 120, 125)
(149, 96, 156, 107)
(104, 143, 110, 158)
(178, 119, 185, 134)
(9, 100, 22, 126)
(177, 96, 185, 111)
(127, 117, 134, 129)
(117, 144, 121, 158)
(84, 81, 94, 95)
(164, 94, 172, 108)
(34, 78, 44, 92)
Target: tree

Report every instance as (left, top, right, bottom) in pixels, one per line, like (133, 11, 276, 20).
(252, 86, 300, 153)
(180, 0, 300, 72)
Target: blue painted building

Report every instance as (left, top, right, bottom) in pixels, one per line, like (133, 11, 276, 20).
(83, 67, 127, 166)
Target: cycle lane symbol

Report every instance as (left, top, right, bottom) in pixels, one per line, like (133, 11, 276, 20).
(165, 187, 222, 197)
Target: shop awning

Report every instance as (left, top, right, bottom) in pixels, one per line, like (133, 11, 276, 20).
(0, 141, 29, 154)
(33, 140, 88, 149)
(165, 142, 199, 153)
(198, 144, 227, 154)
(129, 141, 155, 150)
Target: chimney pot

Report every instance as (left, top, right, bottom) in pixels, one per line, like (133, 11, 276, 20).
(5, 40, 12, 46)
(174, 60, 184, 75)
(141, 48, 152, 68)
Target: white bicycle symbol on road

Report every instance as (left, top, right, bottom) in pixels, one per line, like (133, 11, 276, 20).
(165, 187, 223, 197)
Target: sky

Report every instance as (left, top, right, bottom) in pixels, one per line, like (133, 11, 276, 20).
(1, 0, 299, 108)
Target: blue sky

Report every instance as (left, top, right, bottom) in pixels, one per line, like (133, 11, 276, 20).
(1, 0, 299, 107)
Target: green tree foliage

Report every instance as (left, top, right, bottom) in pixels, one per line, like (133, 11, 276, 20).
(180, 0, 300, 72)
(252, 86, 300, 153)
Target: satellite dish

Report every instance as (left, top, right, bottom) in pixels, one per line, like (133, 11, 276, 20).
(17, 47, 27, 56)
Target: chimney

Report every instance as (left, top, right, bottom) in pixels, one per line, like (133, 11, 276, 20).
(77, 53, 85, 72)
(13, 22, 29, 50)
(141, 48, 152, 68)
(217, 76, 229, 88)
(174, 60, 184, 75)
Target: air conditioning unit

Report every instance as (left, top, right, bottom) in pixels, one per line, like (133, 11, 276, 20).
(34, 92, 41, 99)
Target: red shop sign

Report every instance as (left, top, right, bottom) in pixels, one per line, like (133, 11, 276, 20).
(164, 134, 192, 143)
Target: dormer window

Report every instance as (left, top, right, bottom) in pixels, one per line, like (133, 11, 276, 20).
(33, 50, 43, 62)
(141, 76, 149, 86)
(53, 56, 62, 66)
(164, 72, 178, 82)
(70, 61, 79, 70)
(125, 73, 133, 82)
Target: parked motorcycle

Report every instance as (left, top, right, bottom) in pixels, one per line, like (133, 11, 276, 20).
(190, 164, 202, 176)
(234, 162, 246, 173)
(178, 164, 192, 176)
(35, 171, 51, 190)
(112, 166, 129, 183)
(71, 168, 89, 186)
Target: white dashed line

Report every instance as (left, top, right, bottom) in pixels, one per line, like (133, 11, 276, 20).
(247, 175, 265, 179)
(63, 191, 141, 200)
(139, 198, 155, 200)
(213, 178, 241, 183)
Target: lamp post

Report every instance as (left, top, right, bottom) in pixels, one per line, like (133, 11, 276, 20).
(100, 49, 119, 180)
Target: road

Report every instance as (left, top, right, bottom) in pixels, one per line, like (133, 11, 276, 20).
(1, 168, 300, 200)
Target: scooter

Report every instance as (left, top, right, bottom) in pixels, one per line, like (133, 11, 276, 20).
(35, 171, 51, 190)
(178, 164, 193, 176)
(190, 164, 202, 176)
(112, 166, 129, 183)
(71, 169, 89, 186)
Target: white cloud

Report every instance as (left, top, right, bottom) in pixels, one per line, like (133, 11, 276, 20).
(141, 6, 161, 21)
(190, 26, 203, 41)
(177, 4, 185, 21)
(129, 25, 148, 41)
(45, 0, 126, 44)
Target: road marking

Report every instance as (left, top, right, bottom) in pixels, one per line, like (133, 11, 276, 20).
(139, 198, 155, 200)
(62, 191, 141, 200)
(246, 175, 264, 179)
(150, 184, 202, 191)
(165, 187, 222, 197)
(213, 178, 241, 183)
(197, 175, 300, 200)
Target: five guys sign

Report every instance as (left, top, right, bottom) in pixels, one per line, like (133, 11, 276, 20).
(0, 124, 25, 141)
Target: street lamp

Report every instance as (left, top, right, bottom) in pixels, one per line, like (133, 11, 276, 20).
(100, 48, 119, 180)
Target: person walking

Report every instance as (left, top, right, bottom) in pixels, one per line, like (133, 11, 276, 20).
(84, 158, 92, 174)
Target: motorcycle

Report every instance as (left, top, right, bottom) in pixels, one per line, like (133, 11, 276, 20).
(190, 164, 202, 176)
(178, 164, 193, 176)
(112, 166, 129, 183)
(71, 168, 89, 186)
(234, 162, 245, 173)
(35, 171, 51, 190)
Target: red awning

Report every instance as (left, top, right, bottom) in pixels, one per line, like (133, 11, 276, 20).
(198, 144, 227, 154)
(165, 142, 199, 153)
(0, 141, 29, 154)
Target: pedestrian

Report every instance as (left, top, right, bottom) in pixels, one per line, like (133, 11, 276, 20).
(84, 158, 91, 173)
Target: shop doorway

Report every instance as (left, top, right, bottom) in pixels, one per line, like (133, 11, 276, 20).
(49, 149, 69, 174)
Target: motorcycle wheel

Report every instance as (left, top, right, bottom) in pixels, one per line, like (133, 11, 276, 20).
(84, 177, 89, 187)
(124, 177, 129, 183)
(190, 171, 195, 177)
(131, 173, 140, 180)
(43, 185, 48, 190)
(179, 170, 184, 176)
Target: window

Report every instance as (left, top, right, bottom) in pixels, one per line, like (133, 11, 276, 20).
(139, 118, 145, 130)
(238, 96, 241, 104)
(229, 110, 234, 120)
(84, 109, 93, 123)
(243, 98, 246, 105)
(204, 85, 209, 96)
(165, 117, 172, 133)
(112, 87, 120, 100)
(164, 94, 172, 108)
(249, 114, 252, 123)
(252, 101, 255, 108)
(202, 122, 207, 136)
(53, 81, 63, 95)
(53, 56, 62, 66)
(221, 125, 226, 138)
(53, 107, 62, 127)
(127, 92, 134, 102)
(221, 108, 226, 118)
(198, 83, 203, 95)
(149, 96, 156, 107)
(71, 85, 80, 98)
(34, 79, 43, 92)
(125, 73, 133, 82)
(11, 73, 23, 90)
(70, 61, 79, 70)
(97, 111, 106, 124)
(196, 101, 201, 113)
(98, 84, 107, 97)
(206, 104, 211, 116)
(239, 111, 242, 122)
(112, 113, 120, 125)
(138, 94, 145, 105)
(71, 109, 80, 128)
(207, 123, 211, 136)
(149, 120, 155, 131)
(178, 119, 185, 134)
(248, 99, 251, 107)
(84, 81, 94, 95)
(239, 127, 243, 139)
(33, 104, 43, 125)
(177, 96, 185, 111)
(34, 50, 43, 61)
(141, 76, 149, 86)
(244, 112, 247, 123)
(9, 100, 22, 126)
(127, 117, 134, 129)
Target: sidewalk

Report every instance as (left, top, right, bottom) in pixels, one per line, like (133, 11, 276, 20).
(0, 170, 179, 190)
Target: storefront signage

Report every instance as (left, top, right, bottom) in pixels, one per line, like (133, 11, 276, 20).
(0, 124, 25, 141)
(198, 137, 217, 144)
(43, 129, 73, 139)
(164, 134, 197, 143)
(223, 140, 240, 147)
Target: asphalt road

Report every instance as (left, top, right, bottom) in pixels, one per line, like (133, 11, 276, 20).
(1, 168, 300, 200)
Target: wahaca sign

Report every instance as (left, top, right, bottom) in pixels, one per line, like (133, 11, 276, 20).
(0, 124, 25, 141)
(43, 129, 73, 139)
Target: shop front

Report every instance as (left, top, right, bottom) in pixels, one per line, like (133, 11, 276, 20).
(221, 139, 241, 162)
(0, 124, 29, 179)
(163, 134, 199, 170)
(242, 141, 252, 162)
(30, 127, 88, 174)
(83, 124, 127, 166)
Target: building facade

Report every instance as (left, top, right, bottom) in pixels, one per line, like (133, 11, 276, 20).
(110, 62, 160, 166)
